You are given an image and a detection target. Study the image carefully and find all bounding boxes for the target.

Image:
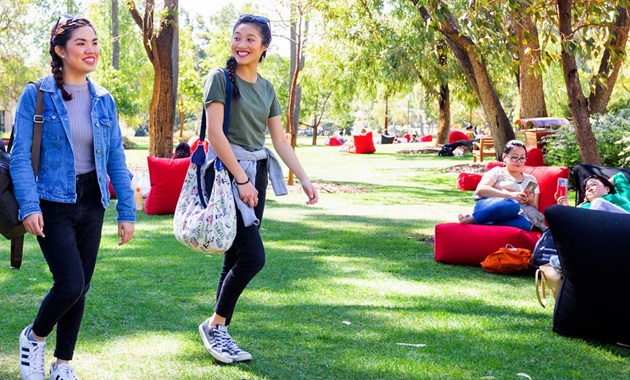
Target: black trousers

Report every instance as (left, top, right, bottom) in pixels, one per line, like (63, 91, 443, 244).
(204, 159, 268, 325)
(32, 171, 105, 360)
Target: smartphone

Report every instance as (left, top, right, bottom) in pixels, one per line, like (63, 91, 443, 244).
(524, 181, 538, 194)
(557, 178, 568, 197)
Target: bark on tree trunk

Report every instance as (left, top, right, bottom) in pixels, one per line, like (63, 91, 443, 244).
(514, 2, 547, 118)
(112, 0, 119, 70)
(557, 0, 600, 164)
(436, 84, 450, 146)
(588, 6, 630, 114)
(415, 1, 514, 157)
(128, 0, 178, 158)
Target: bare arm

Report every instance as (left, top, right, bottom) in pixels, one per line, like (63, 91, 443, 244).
(475, 174, 534, 206)
(268, 116, 318, 204)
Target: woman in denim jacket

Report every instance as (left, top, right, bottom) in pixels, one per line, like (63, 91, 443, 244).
(10, 16, 135, 380)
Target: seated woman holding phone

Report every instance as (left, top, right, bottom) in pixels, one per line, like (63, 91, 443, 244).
(458, 140, 547, 231)
(556, 173, 630, 214)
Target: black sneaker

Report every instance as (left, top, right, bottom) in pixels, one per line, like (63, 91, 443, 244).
(198, 321, 233, 364)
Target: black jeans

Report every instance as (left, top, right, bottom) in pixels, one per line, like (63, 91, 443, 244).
(204, 159, 268, 325)
(32, 171, 105, 360)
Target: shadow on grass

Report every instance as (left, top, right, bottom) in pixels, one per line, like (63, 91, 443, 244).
(1, 197, 628, 379)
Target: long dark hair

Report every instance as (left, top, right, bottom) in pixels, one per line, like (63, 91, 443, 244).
(225, 14, 272, 100)
(49, 16, 96, 101)
(582, 174, 616, 195)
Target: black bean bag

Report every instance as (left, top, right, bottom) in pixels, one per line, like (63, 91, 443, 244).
(573, 164, 630, 205)
(545, 205, 630, 344)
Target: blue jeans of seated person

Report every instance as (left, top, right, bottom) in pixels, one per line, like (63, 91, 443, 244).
(473, 197, 532, 231)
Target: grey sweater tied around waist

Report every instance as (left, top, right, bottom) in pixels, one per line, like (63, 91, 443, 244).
(206, 144, 287, 227)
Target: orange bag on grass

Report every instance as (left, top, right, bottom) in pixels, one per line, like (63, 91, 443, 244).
(481, 245, 532, 274)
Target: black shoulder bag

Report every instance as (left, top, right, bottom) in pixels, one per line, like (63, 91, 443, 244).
(0, 82, 44, 269)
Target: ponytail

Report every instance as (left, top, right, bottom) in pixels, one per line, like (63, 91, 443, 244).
(225, 56, 241, 101)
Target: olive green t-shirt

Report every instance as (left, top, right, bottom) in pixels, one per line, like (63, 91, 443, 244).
(203, 68, 282, 151)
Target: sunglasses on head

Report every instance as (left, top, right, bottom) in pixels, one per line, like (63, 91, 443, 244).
(51, 14, 75, 42)
(239, 14, 271, 33)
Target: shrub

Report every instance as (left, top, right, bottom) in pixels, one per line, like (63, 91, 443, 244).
(544, 109, 630, 168)
(122, 136, 137, 150)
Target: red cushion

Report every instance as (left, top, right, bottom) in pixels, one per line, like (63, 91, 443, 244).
(144, 156, 191, 215)
(525, 147, 544, 166)
(434, 223, 541, 266)
(108, 177, 116, 199)
(328, 137, 343, 146)
(449, 130, 470, 143)
(522, 165, 569, 212)
(420, 135, 432, 142)
(349, 133, 375, 154)
(457, 173, 482, 191)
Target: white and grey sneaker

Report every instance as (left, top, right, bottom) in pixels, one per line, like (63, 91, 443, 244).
(198, 321, 234, 364)
(19, 325, 46, 380)
(225, 334, 252, 362)
(50, 362, 79, 380)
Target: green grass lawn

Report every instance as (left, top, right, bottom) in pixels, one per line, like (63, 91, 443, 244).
(1, 141, 628, 379)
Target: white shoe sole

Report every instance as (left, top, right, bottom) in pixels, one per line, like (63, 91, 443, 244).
(198, 322, 233, 364)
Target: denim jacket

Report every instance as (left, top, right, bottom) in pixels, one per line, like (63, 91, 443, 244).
(10, 75, 135, 222)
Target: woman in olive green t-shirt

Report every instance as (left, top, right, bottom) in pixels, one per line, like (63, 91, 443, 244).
(197, 14, 319, 365)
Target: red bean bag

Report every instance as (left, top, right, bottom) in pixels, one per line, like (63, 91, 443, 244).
(525, 147, 544, 166)
(348, 133, 376, 154)
(108, 177, 116, 199)
(457, 173, 482, 191)
(435, 223, 541, 266)
(420, 135, 432, 142)
(435, 165, 569, 265)
(144, 156, 191, 215)
(448, 129, 470, 143)
(328, 137, 343, 146)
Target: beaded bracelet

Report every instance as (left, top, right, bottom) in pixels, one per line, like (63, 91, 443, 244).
(236, 178, 250, 185)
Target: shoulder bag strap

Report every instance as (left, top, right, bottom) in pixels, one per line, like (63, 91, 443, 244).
(31, 81, 44, 176)
(193, 69, 233, 208)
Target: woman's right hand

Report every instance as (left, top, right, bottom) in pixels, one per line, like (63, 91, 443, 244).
(556, 194, 569, 206)
(23, 213, 45, 237)
(237, 181, 259, 208)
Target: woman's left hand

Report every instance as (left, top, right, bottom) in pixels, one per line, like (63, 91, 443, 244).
(301, 179, 319, 205)
(118, 222, 135, 246)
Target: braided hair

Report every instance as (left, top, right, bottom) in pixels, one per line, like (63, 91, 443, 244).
(225, 14, 272, 101)
(49, 17, 96, 101)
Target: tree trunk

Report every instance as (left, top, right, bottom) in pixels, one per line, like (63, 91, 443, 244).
(112, 0, 119, 70)
(415, 1, 514, 157)
(384, 97, 389, 132)
(286, 7, 304, 185)
(588, 6, 630, 114)
(557, 0, 600, 164)
(436, 84, 450, 146)
(128, 0, 178, 158)
(311, 114, 318, 146)
(514, 2, 547, 118)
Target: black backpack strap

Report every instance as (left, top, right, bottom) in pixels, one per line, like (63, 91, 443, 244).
(10, 235, 24, 269)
